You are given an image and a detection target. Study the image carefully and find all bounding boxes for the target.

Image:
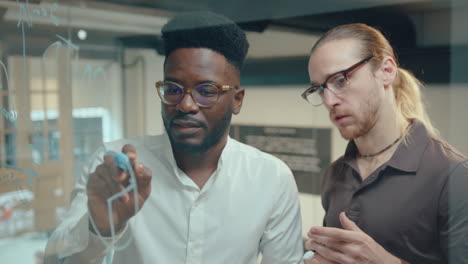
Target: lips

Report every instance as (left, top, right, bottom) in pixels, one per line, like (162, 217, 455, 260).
(335, 115, 348, 121)
(332, 113, 351, 126)
(173, 119, 202, 128)
(170, 117, 205, 136)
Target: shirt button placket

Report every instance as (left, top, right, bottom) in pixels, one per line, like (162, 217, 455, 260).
(346, 196, 360, 223)
(186, 198, 204, 264)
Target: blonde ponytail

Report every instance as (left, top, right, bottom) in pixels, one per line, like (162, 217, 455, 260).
(394, 68, 438, 136)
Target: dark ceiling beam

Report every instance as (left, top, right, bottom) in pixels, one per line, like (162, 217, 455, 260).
(91, 0, 452, 23)
(272, 6, 418, 50)
(241, 45, 468, 86)
(88, 0, 442, 52)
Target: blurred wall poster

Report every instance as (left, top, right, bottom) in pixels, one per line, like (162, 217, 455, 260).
(230, 125, 331, 194)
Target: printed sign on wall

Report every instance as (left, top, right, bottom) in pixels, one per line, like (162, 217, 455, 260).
(230, 125, 331, 195)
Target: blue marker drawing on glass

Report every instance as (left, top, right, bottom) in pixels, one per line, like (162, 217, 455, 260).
(56, 34, 80, 77)
(0, 61, 18, 123)
(87, 151, 140, 263)
(42, 40, 63, 60)
(82, 64, 109, 90)
(49, 3, 59, 26)
(56, 34, 79, 52)
(16, 0, 33, 28)
(16, 0, 60, 26)
(0, 108, 17, 123)
(16, 0, 32, 131)
(0, 172, 15, 183)
(0, 163, 39, 190)
(0, 60, 8, 89)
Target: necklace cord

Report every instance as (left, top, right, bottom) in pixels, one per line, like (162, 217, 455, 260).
(358, 136, 402, 158)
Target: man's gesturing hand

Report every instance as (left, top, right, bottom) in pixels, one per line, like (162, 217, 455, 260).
(305, 212, 405, 264)
(87, 144, 152, 236)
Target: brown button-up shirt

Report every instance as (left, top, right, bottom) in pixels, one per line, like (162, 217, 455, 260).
(321, 120, 468, 263)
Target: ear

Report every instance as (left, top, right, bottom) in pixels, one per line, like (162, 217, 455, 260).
(232, 87, 245, 115)
(379, 56, 397, 89)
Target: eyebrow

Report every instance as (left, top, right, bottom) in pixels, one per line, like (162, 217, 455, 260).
(310, 81, 321, 86)
(163, 77, 218, 86)
(164, 77, 179, 83)
(310, 69, 343, 87)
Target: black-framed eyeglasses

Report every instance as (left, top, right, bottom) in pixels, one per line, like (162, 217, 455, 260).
(301, 56, 373, 106)
(155, 80, 238, 108)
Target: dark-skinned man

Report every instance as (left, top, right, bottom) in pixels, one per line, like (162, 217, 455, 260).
(45, 11, 304, 264)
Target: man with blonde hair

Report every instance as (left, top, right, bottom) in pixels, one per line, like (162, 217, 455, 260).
(302, 23, 468, 263)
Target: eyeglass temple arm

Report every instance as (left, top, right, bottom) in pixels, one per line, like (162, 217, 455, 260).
(220, 85, 239, 91)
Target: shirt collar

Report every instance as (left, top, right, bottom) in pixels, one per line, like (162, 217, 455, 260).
(341, 119, 430, 173)
(159, 132, 232, 190)
(386, 119, 430, 172)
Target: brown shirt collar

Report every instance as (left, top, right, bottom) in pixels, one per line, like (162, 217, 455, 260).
(341, 119, 430, 173)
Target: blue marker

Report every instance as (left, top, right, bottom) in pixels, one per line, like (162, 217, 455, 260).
(105, 151, 130, 171)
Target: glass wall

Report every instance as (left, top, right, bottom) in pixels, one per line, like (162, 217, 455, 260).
(0, 0, 466, 263)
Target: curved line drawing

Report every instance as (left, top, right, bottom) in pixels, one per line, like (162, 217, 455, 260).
(56, 34, 80, 77)
(42, 41, 63, 60)
(0, 60, 10, 89)
(41, 40, 62, 101)
(0, 61, 17, 123)
(87, 152, 139, 257)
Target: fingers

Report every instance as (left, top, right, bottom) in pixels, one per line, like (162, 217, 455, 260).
(306, 240, 351, 264)
(88, 163, 122, 201)
(306, 239, 338, 253)
(121, 144, 151, 188)
(119, 145, 152, 199)
(339, 212, 361, 232)
(104, 151, 130, 188)
(307, 233, 343, 251)
(96, 151, 132, 202)
(133, 160, 144, 176)
(308, 225, 358, 243)
(132, 161, 152, 199)
(90, 145, 152, 204)
(122, 144, 137, 161)
(306, 253, 339, 264)
(305, 238, 315, 251)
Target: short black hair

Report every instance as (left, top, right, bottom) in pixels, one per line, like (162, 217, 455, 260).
(161, 11, 249, 71)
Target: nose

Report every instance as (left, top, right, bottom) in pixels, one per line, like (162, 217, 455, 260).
(321, 88, 341, 110)
(175, 90, 199, 113)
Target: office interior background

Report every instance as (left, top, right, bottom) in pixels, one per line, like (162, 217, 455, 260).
(0, 0, 467, 263)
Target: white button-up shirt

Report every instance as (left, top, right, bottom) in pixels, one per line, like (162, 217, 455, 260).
(45, 134, 304, 264)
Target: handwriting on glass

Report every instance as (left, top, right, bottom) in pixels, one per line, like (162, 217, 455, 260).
(0, 170, 32, 205)
(0, 172, 15, 183)
(43, 34, 80, 66)
(16, 0, 61, 105)
(16, 0, 60, 26)
(0, 163, 39, 190)
(82, 64, 109, 90)
(0, 108, 17, 123)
